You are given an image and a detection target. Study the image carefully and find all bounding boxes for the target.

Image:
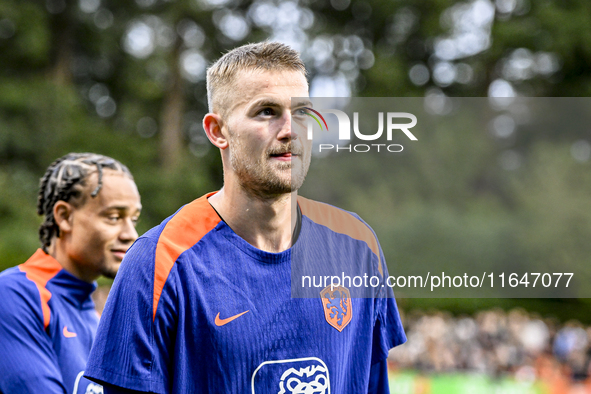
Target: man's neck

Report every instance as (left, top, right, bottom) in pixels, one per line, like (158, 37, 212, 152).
(47, 240, 96, 283)
(207, 186, 298, 253)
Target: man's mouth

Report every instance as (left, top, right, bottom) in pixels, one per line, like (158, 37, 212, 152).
(270, 152, 293, 158)
(111, 249, 127, 260)
(269, 150, 299, 161)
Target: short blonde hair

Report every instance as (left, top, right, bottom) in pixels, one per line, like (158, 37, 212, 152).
(206, 42, 306, 116)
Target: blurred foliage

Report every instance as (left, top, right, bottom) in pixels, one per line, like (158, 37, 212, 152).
(1, 0, 591, 316)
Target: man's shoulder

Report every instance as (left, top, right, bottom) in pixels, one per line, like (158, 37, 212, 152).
(126, 193, 223, 274)
(297, 196, 375, 235)
(0, 266, 29, 291)
(0, 265, 43, 320)
(0, 251, 67, 328)
(297, 196, 383, 270)
(0, 258, 49, 294)
(142, 192, 222, 245)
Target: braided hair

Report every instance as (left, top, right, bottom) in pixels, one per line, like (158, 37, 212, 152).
(37, 153, 133, 252)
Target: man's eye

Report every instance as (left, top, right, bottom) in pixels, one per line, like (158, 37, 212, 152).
(260, 108, 274, 116)
(295, 108, 308, 116)
(107, 215, 120, 222)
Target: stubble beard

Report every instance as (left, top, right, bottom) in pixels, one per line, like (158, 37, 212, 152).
(229, 136, 310, 198)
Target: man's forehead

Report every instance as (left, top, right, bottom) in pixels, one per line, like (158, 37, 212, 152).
(229, 69, 308, 107)
(84, 171, 137, 199)
(236, 68, 307, 86)
(85, 169, 130, 184)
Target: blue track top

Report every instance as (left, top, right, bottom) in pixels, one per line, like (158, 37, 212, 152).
(0, 249, 102, 393)
(86, 193, 406, 393)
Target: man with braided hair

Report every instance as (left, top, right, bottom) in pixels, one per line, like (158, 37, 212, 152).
(0, 153, 142, 394)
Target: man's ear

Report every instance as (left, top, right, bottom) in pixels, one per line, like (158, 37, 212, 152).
(203, 113, 229, 150)
(53, 201, 74, 236)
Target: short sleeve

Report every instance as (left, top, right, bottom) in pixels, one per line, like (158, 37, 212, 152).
(0, 278, 67, 393)
(85, 237, 178, 394)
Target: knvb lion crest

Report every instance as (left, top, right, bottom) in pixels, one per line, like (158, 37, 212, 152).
(278, 365, 329, 394)
(320, 286, 352, 332)
(251, 357, 330, 394)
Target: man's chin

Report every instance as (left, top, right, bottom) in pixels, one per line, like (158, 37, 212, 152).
(100, 262, 121, 279)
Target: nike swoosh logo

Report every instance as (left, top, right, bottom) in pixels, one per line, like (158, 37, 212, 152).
(215, 310, 250, 326)
(63, 326, 77, 338)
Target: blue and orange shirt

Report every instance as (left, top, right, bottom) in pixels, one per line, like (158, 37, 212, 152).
(85, 193, 406, 393)
(0, 249, 102, 394)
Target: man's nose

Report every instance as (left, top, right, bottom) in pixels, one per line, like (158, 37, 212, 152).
(277, 111, 298, 141)
(119, 218, 138, 244)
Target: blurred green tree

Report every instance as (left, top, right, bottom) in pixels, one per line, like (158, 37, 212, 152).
(1, 0, 590, 307)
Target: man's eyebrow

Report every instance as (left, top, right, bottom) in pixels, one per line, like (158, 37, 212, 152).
(103, 205, 142, 212)
(251, 99, 281, 108)
(292, 100, 313, 108)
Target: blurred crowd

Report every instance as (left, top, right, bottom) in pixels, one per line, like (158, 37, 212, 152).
(388, 308, 591, 392)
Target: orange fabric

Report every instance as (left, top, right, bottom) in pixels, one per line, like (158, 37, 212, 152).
(297, 196, 383, 277)
(18, 249, 62, 330)
(153, 192, 221, 321)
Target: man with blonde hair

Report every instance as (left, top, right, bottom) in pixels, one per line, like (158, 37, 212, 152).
(85, 42, 405, 393)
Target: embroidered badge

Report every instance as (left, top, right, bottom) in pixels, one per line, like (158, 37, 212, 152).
(320, 285, 352, 332)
